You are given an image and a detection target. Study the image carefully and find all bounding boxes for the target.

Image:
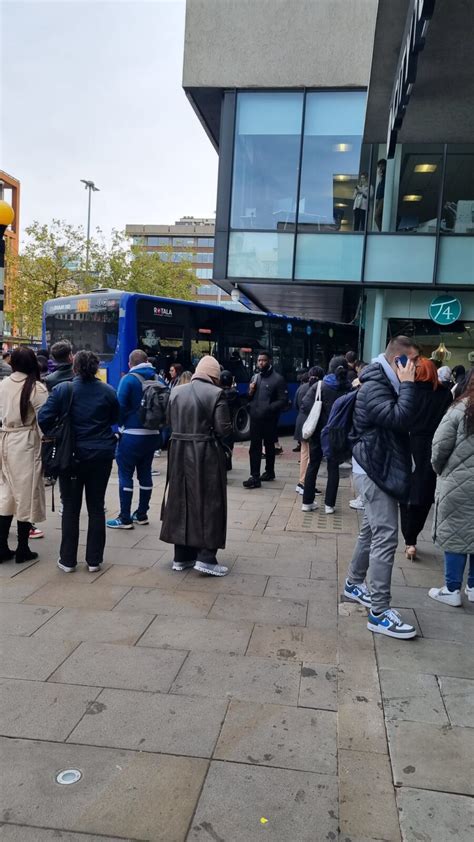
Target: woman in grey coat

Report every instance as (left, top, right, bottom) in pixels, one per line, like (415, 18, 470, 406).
(160, 355, 232, 577)
(429, 370, 474, 607)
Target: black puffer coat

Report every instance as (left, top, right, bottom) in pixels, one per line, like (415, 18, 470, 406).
(160, 377, 232, 549)
(351, 362, 416, 501)
(407, 382, 452, 506)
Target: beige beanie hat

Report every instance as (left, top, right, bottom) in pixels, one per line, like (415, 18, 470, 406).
(192, 355, 221, 382)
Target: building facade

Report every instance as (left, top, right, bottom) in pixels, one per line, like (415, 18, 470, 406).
(182, 0, 474, 367)
(125, 216, 231, 305)
(0, 170, 21, 341)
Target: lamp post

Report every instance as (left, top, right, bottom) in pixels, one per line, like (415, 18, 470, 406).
(0, 188, 15, 342)
(80, 179, 100, 281)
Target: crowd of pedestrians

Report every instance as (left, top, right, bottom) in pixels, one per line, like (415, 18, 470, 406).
(0, 336, 472, 637)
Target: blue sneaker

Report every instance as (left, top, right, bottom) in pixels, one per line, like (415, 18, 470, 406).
(106, 517, 134, 530)
(344, 579, 371, 607)
(132, 511, 149, 526)
(367, 608, 416, 639)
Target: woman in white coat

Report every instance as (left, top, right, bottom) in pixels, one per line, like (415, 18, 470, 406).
(0, 347, 48, 563)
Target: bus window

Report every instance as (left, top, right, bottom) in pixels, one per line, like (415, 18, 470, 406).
(44, 311, 119, 360)
(191, 335, 219, 366)
(137, 322, 185, 373)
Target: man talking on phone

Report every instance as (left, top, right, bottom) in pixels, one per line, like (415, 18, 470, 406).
(342, 336, 419, 639)
(243, 352, 288, 489)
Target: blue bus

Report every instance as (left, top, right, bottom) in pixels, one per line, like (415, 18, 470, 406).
(43, 290, 358, 436)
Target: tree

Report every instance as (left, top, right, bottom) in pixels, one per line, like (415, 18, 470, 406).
(6, 222, 195, 338)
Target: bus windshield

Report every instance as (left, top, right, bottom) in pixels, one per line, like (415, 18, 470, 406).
(44, 310, 119, 360)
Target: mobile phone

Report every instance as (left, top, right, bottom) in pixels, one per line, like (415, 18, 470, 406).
(395, 355, 408, 368)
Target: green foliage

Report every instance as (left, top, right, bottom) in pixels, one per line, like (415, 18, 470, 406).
(6, 221, 195, 338)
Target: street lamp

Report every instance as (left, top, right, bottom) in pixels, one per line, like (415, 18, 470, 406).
(80, 179, 100, 280)
(0, 191, 15, 342)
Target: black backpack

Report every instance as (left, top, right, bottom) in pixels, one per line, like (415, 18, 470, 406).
(320, 390, 358, 464)
(41, 382, 76, 477)
(131, 373, 170, 430)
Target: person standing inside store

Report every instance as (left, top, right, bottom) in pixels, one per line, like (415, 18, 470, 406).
(343, 336, 419, 639)
(429, 370, 474, 606)
(352, 172, 371, 231)
(44, 340, 74, 392)
(374, 158, 386, 231)
(399, 358, 452, 560)
(161, 355, 232, 576)
(243, 352, 288, 489)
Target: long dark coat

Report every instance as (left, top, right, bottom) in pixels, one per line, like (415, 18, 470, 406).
(160, 377, 232, 549)
(407, 382, 452, 506)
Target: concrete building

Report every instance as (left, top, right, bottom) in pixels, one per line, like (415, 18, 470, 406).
(182, 0, 474, 367)
(125, 216, 231, 306)
(0, 170, 20, 341)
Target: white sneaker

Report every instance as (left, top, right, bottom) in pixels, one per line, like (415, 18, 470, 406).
(428, 586, 462, 607)
(465, 585, 474, 602)
(194, 561, 229, 576)
(349, 497, 364, 510)
(57, 559, 75, 573)
(87, 565, 101, 573)
(325, 505, 335, 514)
(295, 483, 304, 495)
(302, 502, 318, 512)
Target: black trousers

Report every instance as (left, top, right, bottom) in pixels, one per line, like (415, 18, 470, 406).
(174, 545, 218, 565)
(303, 437, 340, 507)
(399, 501, 433, 546)
(249, 418, 277, 478)
(59, 458, 113, 567)
(353, 208, 366, 231)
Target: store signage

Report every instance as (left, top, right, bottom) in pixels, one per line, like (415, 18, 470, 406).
(387, 0, 436, 158)
(429, 295, 462, 325)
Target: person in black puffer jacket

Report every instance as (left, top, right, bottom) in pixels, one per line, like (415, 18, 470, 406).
(301, 357, 350, 513)
(243, 352, 288, 488)
(343, 335, 419, 641)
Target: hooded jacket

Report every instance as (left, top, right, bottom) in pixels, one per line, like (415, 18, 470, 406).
(118, 363, 167, 433)
(301, 373, 350, 437)
(351, 360, 416, 501)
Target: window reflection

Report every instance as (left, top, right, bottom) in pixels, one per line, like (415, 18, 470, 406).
(442, 145, 474, 234)
(298, 92, 367, 232)
(231, 92, 303, 231)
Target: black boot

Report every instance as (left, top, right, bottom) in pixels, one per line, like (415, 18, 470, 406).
(0, 515, 14, 562)
(15, 521, 38, 564)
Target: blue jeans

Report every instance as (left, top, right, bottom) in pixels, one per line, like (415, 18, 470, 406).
(116, 434, 160, 523)
(445, 552, 474, 592)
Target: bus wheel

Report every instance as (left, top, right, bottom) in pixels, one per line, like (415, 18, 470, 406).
(233, 404, 251, 442)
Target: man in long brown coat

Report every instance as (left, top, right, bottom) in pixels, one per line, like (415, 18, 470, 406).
(160, 355, 232, 576)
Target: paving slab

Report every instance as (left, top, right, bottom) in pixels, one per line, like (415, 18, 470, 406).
(0, 677, 100, 741)
(379, 668, 448, 725)
(23, 581, 131, 610)
(247, 623, 337, 663)
(387, 719, 474, 795)
(416, 607, 474, 644)
(310, 559, 338, 579)
(231, 554, 311, 578)
(0, 603, 60, 636)
(375, 636, 474, 679)
(95, 563, 186, 588)
(265, 576, 336, 602)
(219, 540, 279, 558)
(298, 663, 338, 711)
(0, 828, 136, 842)
(33, 608, 153, 645)
(188, 760, 338, 842)
(49, 641, 187, 692)
(137, 615, 253, 655)
(339, 749, 401, 842)
(0, 636, 77, 681)
(171, 651, 300, 705)
(0, 736, 207, 840)
(176, 571, 268, 596)
(391, 584, 474, 614)
(208, 593, 307, 626)
(214, 699, 337, 775)
(113, 586, 216, 617)
(0, 578, 50, 602)
(438, 676, 474, 727)
(396, 787, 474, 842)
(68, 688, 227, 758)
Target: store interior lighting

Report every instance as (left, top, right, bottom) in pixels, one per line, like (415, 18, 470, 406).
(414, 164, 437, 173)
(403, 194, 423, 202)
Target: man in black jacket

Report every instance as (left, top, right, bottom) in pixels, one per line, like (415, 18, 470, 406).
(343, 336, 419, 640)
(243, 352, 288, 489)
(44, 341, 74, 392)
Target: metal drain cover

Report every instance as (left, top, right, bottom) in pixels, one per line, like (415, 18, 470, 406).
(56, 769, 82, 785)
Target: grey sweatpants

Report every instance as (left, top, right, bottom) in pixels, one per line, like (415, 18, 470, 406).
(347, 474, 399, 613)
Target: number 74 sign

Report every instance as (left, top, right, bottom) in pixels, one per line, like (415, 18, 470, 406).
(429, 296, 462, 326)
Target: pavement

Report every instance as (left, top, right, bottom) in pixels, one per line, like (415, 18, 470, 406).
(0, 437, 473, 842)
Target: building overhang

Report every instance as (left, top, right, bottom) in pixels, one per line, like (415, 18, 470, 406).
(364, 0, 474, 147)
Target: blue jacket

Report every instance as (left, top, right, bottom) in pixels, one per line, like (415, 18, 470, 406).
(117, 364, 167, 431)
(38, 377, 119, 462)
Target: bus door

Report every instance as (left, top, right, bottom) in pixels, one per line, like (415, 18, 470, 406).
(135, 298, 188, 375)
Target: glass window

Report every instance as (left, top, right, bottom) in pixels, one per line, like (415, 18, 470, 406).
(158, 251, 169, 261)
(132, 236, 145, 245)
(146, 236, 171, 246)
(298, 92, 367, 233)
(172, 252, 192, 263)
(172, 237, 195, 246)
(137, 322, 185, 369)
(197, 284, 215, 294)
(221, 314, 271, 381)
(194, 252, 213, 263)
(295, 234, 363, 281)
(228, 232, 294, 279)
(364, 234, 436, 283)
(44, 311, 119, 361)
(442, 145, 474, 234)
(197, 237, 214, 247)
(231, 92, 304, 231)
(196, 268, 213, 279)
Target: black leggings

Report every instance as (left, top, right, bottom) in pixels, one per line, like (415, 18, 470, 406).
(399, 501, 433, 546)
(303, 437, 340, 507)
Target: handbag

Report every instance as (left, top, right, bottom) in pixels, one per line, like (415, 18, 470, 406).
(41, 382, 76, 478)
(302, 380, 323, 440)
(191, 383, 233, 470)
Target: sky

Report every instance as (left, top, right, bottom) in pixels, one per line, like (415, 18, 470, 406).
(1, 0, 218, 240)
